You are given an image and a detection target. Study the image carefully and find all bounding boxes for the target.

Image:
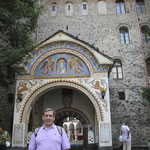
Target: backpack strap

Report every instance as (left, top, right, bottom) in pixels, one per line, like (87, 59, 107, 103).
(34, 127, 40, 137)
(34, 126, 62, 137)
(57, 126, 62, 136)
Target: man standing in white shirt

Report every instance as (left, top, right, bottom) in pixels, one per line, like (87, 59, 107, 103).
(121, 123, 131, 150)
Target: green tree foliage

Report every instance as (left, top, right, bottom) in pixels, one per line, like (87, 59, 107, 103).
(0, 0, 42, 86)
(142, 87, 150, 102)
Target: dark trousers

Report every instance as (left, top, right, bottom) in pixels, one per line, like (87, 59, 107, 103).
(0, 144, 6, 150)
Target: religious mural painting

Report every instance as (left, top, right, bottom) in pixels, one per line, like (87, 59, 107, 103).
(24, 40, 109, 75)
(40, 57, 54, 76)
(34, 54, 89, 78)
(69, 56, 84, 75)
(56, 58, 67, 74)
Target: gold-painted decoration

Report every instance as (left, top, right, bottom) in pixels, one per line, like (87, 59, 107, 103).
(16, 99, 21, 113)
(21, 39, 108, 75)
(15, 39, 112, 125)
(19, 79, 104, 123)
(16, 81, 38, 113)
(17, 48, 94, 80)
(78, 78, 108, 112)
(91, 79, 108, 111)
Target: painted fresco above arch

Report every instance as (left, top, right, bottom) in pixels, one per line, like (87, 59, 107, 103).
(22, 31, 113, 78)
(25, 41, 103, 74)
(34, 53, 90, 78)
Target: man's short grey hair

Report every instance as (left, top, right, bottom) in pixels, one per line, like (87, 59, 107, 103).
(43, 108, 56, 116)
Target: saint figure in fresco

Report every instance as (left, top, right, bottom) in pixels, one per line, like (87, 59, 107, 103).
(40, 57, 54, 75)
(69, 56, 84, 74)
(56, 58, 67, 74)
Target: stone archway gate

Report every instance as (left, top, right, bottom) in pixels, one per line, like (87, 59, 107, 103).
(12, 31, 114, 148)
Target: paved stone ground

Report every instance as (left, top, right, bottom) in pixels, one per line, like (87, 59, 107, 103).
(7, 145, 149, 150)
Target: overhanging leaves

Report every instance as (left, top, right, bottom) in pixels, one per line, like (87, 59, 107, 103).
(0, 0, 42, 86)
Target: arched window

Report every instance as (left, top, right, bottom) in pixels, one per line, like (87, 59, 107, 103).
(82, 1, 88, 15)
(112, 59, 123, 79)
(141, 25, 150, 43)
(116, 0, 125, 14)
(83, 2, 87, 10)
(146, 57, 150, 76)
(65, 2, 73, 16)
(119, 27, 129, 44)
(136, 0, 146, 14)
(52, 5, 56, 12)
(98, 1, 107, 14)
(51, 3, 57, 16)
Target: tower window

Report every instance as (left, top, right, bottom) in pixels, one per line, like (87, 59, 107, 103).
(68, 5, 70, 11)
(83, 4, 87, 10)
(141, 25, 150, 43)
(116, 0, 126, 14)
(51, 3, 57, 17)
(65, 2, 73, 16)
(52, 5, 55, 12)
(119, 27, 129, 44)
(112, 59, 123, 79)
(136, 0, 146, 14)
(82, 1, 88, 15)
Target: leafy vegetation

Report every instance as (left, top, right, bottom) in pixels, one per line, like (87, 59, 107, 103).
(0, 0, 42, 86)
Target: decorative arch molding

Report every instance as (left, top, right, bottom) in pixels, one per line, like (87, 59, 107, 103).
(20, 79, 103, 124)
(18, 42, 106, 80)
(55, 107, 90, 125)
(31, 48, 94, 77)
(112, 56, 124, 63)
(18, 49, 94, 79)
(139, 22, 150, 28)
(19, 32, 113, 80)
(117, 23, 131, 31)
(145, 54, 150, 59)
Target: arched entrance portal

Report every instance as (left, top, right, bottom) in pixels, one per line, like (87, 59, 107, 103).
(25, 82, 100, 148)
(28, 87, 93, 147)
(28, 87, 93, 130)
(12, 31, 113, 148)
